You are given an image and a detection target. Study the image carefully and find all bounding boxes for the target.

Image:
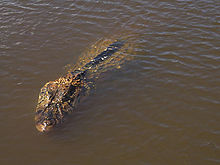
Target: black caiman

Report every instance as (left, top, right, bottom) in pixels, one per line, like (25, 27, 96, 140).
(35, 41, 124, 132)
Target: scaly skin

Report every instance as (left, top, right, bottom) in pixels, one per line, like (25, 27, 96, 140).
(35, 41, 124, 132)
(35, 71, 86, 132)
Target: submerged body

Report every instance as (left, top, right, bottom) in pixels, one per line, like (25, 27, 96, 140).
(35, 41, 124, 132)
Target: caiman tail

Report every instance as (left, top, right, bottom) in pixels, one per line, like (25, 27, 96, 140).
(35, 41, 124, 132)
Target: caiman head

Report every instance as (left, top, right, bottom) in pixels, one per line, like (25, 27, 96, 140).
(35, 72, 84, 132)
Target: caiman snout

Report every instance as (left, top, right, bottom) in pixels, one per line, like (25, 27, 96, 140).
(35, 110, 56, 132)
(35, 119, 55, 132)
(35, 122, 48, 132)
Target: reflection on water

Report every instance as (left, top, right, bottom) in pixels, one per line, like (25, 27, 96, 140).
(0, 0, 220, 164)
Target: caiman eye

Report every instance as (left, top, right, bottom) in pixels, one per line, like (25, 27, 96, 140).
(36, 110, 43, 115)
(46, 119, 55, 126)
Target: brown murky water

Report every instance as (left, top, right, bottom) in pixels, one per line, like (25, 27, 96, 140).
(0, 0, 220, 164)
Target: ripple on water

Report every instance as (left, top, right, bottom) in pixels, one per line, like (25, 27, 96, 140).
(0, 0, 220, 164)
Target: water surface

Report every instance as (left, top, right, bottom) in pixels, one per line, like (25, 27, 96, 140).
(0, 0, 220, 164)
